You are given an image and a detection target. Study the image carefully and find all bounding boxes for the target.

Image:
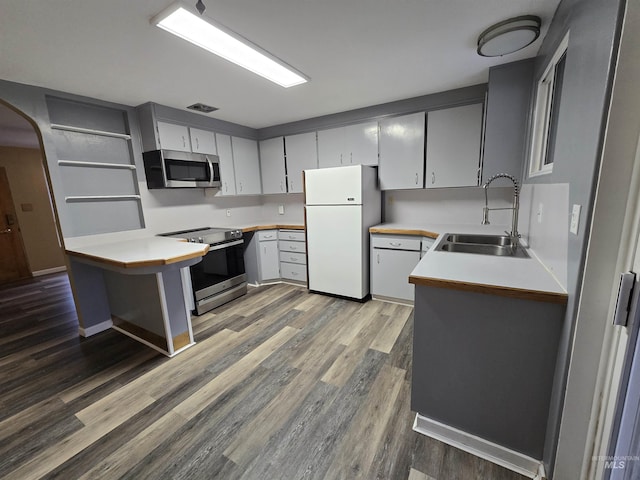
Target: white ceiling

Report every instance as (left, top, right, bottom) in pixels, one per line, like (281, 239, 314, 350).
(0, 0, 560, 129)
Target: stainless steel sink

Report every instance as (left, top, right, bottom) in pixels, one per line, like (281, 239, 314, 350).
(440, 242, 529, 258)
(446, 234, 512, 246)
(437, 233, 529, 258)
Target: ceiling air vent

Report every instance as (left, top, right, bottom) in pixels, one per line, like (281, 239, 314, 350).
(187, 103, 218, 113)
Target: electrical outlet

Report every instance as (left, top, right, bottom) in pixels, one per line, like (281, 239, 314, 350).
(570, 204, 581, 234)
(537, 203, 544, 224)
(278, 205, 285, 215)
(226, 209, 231, 217)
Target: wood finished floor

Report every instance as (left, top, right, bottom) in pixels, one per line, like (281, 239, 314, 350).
(0, 273, 529, 480)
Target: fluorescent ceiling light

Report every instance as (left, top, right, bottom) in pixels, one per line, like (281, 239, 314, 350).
(152, 3, 308, 88)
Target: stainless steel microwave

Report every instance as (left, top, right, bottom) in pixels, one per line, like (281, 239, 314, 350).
(142, 149, 221, 189)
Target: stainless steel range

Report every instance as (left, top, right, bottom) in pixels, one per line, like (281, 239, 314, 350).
(160, 227, 246, 315)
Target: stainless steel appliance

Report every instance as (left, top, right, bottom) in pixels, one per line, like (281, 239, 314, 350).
(160, 227, 246, 314)
(143, 149, 221, 189)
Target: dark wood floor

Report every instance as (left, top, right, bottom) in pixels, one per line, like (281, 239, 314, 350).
(0, 273, 528, 480)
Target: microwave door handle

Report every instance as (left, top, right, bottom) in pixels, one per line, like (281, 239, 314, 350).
(206, 157, 214, 185)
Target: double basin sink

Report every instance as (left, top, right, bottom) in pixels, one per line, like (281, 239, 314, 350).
(437, 233, 529, 258)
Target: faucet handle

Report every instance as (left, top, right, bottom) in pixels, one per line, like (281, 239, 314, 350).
(482, 207, 490, 225)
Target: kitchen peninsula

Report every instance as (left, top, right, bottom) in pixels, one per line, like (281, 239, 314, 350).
(408, 226, 567, 478)
(65, 237, 209, 357)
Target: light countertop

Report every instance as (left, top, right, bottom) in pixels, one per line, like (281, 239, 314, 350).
(370, 222, 567, 304)
(65, 237, 209, 269)
(236, 223, 305, 232)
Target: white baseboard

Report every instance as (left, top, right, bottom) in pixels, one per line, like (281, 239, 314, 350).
(413, 413, 546, 480)
(33, 266, 67, 276)
(79, 319, 113, 337)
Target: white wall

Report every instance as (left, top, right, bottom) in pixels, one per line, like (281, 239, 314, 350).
(519, 183, 570, 290)
(384, 186, 514, 226)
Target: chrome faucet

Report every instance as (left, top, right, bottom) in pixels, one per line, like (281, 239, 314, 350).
(482, 173, 520, 248)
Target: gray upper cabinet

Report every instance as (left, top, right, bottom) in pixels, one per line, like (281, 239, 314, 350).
(232, 137, 262, 195)
(425, 103, 483, 188)
(318, 122, 378, 168)
(285, 132, 318, 193)
(317, 127, 344, 168)
(379, 112, 425, 190)
(215, 133, 236, 196)
(259, 137, 287, 194)
(189, 127, 216, 154)
(156, 121, 191, 152)
(345, 122, 378, 166)
(482, 59, 535, 184)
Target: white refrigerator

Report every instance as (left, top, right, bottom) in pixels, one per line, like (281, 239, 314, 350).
(304, 165, 381, 300)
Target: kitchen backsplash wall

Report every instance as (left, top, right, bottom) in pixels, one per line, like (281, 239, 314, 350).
(261, 193, 305, 223)
(519, 183, 569, 290)
(140, 187, 264, 234)
(383, 186, 514, 226)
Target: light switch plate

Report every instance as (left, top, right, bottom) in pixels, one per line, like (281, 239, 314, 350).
(278, 205, 285, 215)
(226, 209, 231, 217)
(570, 204, 581, 234)
(537, 203, 544, 224)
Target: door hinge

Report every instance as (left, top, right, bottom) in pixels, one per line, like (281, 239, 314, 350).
(613, 271, 636, 327)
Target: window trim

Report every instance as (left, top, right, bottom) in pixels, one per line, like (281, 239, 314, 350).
(528, 32, 570, 177)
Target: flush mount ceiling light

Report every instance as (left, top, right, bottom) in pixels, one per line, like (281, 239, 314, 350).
(151, 2, 308, 88)
(477, 15, 541, 57)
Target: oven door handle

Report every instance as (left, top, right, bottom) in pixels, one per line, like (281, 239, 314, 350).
(208, 239, 244, 251)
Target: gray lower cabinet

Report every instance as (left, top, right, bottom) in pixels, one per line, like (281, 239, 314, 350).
(371, 234, 421, 302)
(279, 229, 307, 283)
(411, 284, 565, 460)
(257, 230, 280, 281)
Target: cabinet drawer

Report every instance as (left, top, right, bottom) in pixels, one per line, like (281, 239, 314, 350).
(278, 230, 305, 242)
(371, 234, 421, 251)
(281, 262, 307, 282)
(257, 230, 278, 241)
(279, 240, 306, 253)
(279, 251, 306, 265)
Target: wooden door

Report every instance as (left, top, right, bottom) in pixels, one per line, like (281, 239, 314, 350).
(0, 167, 30, 284)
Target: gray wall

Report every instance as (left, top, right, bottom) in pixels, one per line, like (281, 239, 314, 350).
(257, 84, 486, 139)
(520, 0, 625, 476)
(0, 80, 146, 241)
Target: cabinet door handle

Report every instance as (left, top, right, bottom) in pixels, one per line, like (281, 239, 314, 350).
(415, 173, 419, 185)
(264, 234, 273, 239)
(290, 180, 294, 191)
(182, 136, 186, 148)
(290, 246, 297, 250)
(389, 242, 402, 247)
(240, 182, 243, 192)
(431, 172, 435, 185)
(196, 138, 199, 150)
(340, 153, 343, 165)
(224, 182, 228, 193)
(377, 253, 380, 264)
(290, 256, 297, 261)
(280, 181, 284, 192)
(292, 271, 299, 276)
(350, 152, 353, 164)
(0, 228, 12, 234)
